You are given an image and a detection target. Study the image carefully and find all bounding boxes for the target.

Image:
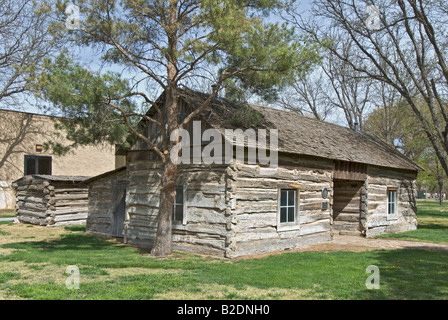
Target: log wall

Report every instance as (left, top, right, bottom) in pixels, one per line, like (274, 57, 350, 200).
(226, 157, 333, 258)
(124, 160, 231, 257)
(365, 165, 418, 237)
(13, 176, 89, 227)
(125, 155, 335, 258)
(123, 156, 418, 257)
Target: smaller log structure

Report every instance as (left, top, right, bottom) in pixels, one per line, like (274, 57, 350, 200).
(13, 175, 90, 227)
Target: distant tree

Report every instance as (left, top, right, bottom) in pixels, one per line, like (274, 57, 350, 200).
(364, 97, 448, 204)
(282, 12, 373, 127)
(364, 98, 428, 160)
(418, 148, 447, 205)
(0, 0, 61, 109)
(37, 0, 319, 256)
(298, 0, 448, 178)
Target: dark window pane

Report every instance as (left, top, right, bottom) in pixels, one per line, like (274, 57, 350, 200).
(38, 158, 51, 175)
(280, 207, 287, 223)
(26, 157, 36, 175)
(388, 203, 394, 215)
(175, 187, 183, 204)
(288, 190, 295, 206)
(175, 205, 183, 221)
(288, 207, 295, 222)
(280, 190, 287, 206)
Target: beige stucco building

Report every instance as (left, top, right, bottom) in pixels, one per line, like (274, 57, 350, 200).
(0, 109, 123, 209)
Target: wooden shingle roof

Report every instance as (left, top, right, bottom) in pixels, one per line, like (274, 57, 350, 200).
(179, 89, 421, 172)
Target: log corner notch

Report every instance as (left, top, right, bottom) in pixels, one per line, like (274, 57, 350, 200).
(13, 175, 91, 227)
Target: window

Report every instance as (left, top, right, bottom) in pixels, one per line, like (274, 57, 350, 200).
(387, 188, 398, 217)
(278, 187, 300, 231)
(24, 155, 52, 175)
(173, 185, 185, 224)
(280, 189, 296, 223)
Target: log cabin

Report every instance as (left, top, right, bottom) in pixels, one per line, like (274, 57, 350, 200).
(13, 175, 90, 226)
(86, 89, 420, 258)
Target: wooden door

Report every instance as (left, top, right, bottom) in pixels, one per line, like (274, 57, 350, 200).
(111, 180, 126, 237)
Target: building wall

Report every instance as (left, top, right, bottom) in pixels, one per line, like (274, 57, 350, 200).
(226, 157, 334, 258)
(124, 153, 334, 258)
(0, 109, 117, 209)
(365, 165, 418, 237)
(124, 157, 231, 257)
(120, 152, 418, 258)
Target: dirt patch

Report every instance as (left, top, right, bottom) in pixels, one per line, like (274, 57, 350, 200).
(296, 235, 448, 253)
(234, 234, 448, 260)
(154, 283, 324, 300)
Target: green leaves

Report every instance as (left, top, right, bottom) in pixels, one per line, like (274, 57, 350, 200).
(35, 53, 136, 151)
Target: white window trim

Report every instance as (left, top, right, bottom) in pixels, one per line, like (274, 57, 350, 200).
(173, 184, 187, 227)
(277, 186, 300, 232)
(386, 187, 398, 220)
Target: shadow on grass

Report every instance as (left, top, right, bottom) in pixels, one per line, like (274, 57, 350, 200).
(0, 231, 203, 270)
(362, 249, 448, 300)
(421, 223, 448, 230)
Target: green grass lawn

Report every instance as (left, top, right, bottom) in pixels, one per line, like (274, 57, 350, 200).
(377, 199, 448, 243)
(0, 201, 447, 300)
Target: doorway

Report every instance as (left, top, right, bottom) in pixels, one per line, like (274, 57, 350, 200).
(332, 179, 363, 236)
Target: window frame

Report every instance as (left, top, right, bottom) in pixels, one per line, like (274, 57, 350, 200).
(172, 184, 187, 226)
(24, 155, 52, 176)
(387, 187, 398, 220)
(277, 185, 300, 231)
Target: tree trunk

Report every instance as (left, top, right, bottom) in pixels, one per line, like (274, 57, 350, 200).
(151, 161, 177, 256)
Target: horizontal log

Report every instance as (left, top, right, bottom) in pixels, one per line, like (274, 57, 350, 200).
(51, 208, 88, 215)
(54, 200, 89, 207)
(49, 220, 86, 227)
(54, 188, 88, 194)
(187, 207, 227, 224)
(18, 215, 47, 226)
(17, 202, 47, 212)
(16, 196, 47, 204)
(334, 213, 360, 222)
(17, 209, 47, 218)
(300, 220, 331, 236)
(54, 194, 88, 200)
(235, 190, 277, 201)
(51, 213, 88, 222)
(300, 212, 331, 224)
(236, 212, 276, 229)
